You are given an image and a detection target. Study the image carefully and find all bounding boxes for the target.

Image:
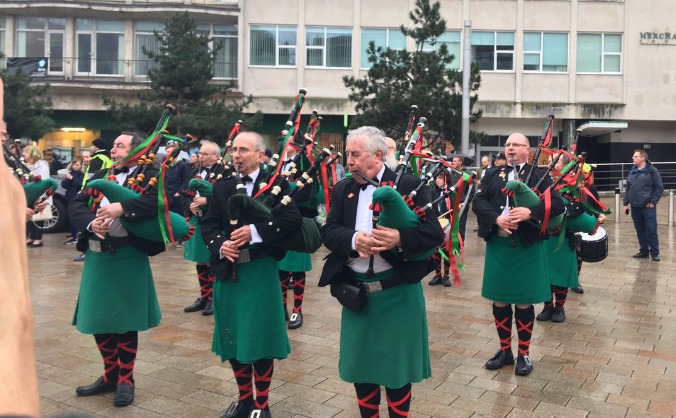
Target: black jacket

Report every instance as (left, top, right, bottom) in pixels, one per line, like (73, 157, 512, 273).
(200, 169, 302, 278)
(319, 167, 444, 287)
(61, 170, 85, 201)
(68, 166, 166, 256)
(472, 164, 565, 246)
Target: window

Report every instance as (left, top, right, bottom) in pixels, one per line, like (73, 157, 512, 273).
(306, 27, 352, 68)
(360, 28, 406, 68)
(422, 30, 461, 70)
(0, 17, 5, 69)
(523, 32, 568, 72)
(135, 22, 163, 77)
(471, 31, 514, 71)
(16, 17, 65, 74)
(211, 24, 238, 79)
(76, 20, 125, 76)
(577, 33, 621, 73)
(250, 25, 296, 66)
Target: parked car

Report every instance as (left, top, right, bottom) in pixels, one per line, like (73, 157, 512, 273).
(32, 172, 69, 233)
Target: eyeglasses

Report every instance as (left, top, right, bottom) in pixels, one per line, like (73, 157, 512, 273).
(505, 143, 529, 148)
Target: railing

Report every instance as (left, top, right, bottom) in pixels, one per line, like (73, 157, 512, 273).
(591, 162, 676, 192)
(15, 57, 237, 82)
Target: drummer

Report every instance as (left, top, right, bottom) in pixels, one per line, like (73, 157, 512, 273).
(429, 171, 451, 287)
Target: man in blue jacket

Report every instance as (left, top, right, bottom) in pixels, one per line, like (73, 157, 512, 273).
(624, 149, 664, 261)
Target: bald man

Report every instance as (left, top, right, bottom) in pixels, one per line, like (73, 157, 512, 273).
(472, 132, 565, 377)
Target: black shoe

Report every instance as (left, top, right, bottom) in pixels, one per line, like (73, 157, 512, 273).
(485, 349, 514, 370)
(248, 409, 271, 418)
(114, 383, 134, 407)
(571, 285, 584, 294)
(442, 276, 451, 287)
(652, 255, 661, 262)
(75, 376, 117, 396)
(536, 306, 553, 321)
(202, 300, 214, 316)
(288, 311, 303, 329)
(184, 297, 207, 313)
(515, 354, 533, 376)
(633, 252, 649, 259)
(551, 306, 566, 323)
(221, 401, 254, 418)
(428, 275, 442, 285)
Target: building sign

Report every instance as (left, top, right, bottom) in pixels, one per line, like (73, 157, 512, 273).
(640, 32, 676, 45)
(6, 57, 49, 77)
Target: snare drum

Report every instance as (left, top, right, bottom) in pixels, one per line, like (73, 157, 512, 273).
(577, 226, 608, 262)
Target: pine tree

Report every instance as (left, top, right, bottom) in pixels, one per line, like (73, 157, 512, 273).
(343, 0, 483, 150)
(105, 12, 261, 141)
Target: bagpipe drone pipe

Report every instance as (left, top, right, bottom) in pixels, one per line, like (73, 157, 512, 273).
(3, 140, 59, 207)
(82, 104, 195, 244)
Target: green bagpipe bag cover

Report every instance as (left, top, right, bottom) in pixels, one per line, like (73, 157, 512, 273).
(562, 198, 598, 233)
(188, 178, 213, 197)
(24, 178, 59, 205)
(503, 180, 563, 230)
(371, 186, 436, 261)
(85, 179, 193, 242)
(227, 193, 321, 253)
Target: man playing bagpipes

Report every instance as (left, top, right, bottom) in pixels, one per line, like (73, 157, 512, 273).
(449, 155, 475, 242)
(319, 126, 443, 418)
(182, 141, 222, 316)
(429, 171, 452, 287)
(68, 131, 164, 407)
(277, 141, 319, 330)
(472, 132, 565, 377)
(201, 132, 301, 418)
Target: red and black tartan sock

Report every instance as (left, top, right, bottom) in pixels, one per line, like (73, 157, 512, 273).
(93, 333, 119, 384)
(544, 285, 555, 308)
(253, 359, 274, 410)
(279, 270, 291, 309)
(229, 359, 254, 408)
(492, 303, 513, 352)
(291, 272, 306, 313)
(553, 285, 568, 308)
(443, 257, 451, 278)
(116, 331, 138, 386)
(354, 383, 381, 418)
(515, 305, 535, 356)
(196, 263, 211, 300)
(385, 383, 411, 417)
(433, 252, 442, 275)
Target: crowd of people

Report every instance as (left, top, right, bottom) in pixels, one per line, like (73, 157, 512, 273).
(3, 95, 666, 417)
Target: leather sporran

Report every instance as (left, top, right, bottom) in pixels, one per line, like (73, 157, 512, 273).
(330, 270, 367, 312)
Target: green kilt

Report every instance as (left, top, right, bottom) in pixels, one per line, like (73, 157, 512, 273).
(339, 270, 431, 388)
(544, 235, 579, 288)
(73, 246, 161, 334)
(481, 235, 551, 305)
(278, 250, 312, 272)
(212, 255, 290, 363)
(184, 216, 211, 263)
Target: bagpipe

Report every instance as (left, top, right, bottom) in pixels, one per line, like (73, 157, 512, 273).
(3, 140, 59, 208)
(82, 104, 195, 244)
(225, 89, 330, 268)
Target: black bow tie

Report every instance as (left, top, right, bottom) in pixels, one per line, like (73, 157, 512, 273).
(240, 175, 253, 183)
(358, 178, 379, 191)
(114, 166, 130, 174)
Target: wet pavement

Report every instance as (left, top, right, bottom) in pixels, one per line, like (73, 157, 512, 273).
(30, 198, 676, 417)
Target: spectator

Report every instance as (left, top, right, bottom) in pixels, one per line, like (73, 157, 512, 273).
(45, 148, 63, 176)
(61, 156, 85, 244)
(23, 144, 51, 248)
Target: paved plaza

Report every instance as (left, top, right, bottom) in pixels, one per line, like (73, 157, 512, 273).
(31, 198, 676, 417)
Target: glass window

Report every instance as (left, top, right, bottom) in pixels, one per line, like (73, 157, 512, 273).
(250, 25, 297, 66)
(16, 17, 65, 74)
(360, 28, 406, 68)
(306, 26, 352, 68)
(422, 30, 461, 70)
(134, 22, 163, 77)
(577, 33, 622, 73)
(75, 19, 125, 76)
(212, 24, 237, 79)
(471, 31, 514, 71)
(523, 32, 568, 72)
